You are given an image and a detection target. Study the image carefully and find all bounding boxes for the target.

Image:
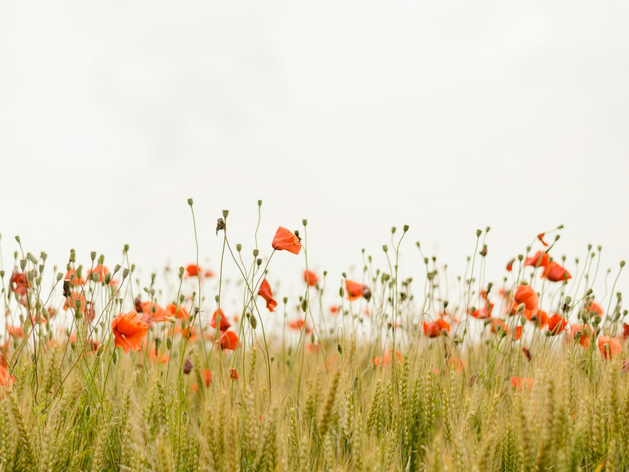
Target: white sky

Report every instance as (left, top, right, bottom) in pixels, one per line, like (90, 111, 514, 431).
(1, 1, 628, 307)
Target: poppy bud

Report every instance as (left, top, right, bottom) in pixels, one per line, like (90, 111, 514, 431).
(403, 225, 409, 232)
(0, 270, 3, 278)
(257, 258, 262, 266)
(302, 219, 307, 226)
(112, 349, 119, 364)
(166, 316, 176, 324)
(301, 299, 308, 312)
(339, 287, 345, 297)
(222, 210, 229, 218)
(183, 358, 193, 374)
(215, 295, 220, 303)
(338, 344, 343, 354)
(114, 264, 121, 274)
(517, 254, 523, 261)
(382, 245, 388, 253)
(621, 261, 626, 268)
(310, 333, 315, 344)
(480, 245, 488, 257)
(15, 235, 20, 244)
(362, 286, 372, 301)
(56, 272, 63, 282)
(476, 229, 482, 237)
(236, 244, 242, 252)
(250, 315, 257, 329)
(258, 200, 262, 206)
(104, 274, 112, 284)
(124, 244, 129, 252)
(123, 268, 129, 279)
(166, 338, 173, 350)
(20, 259, 26, 270)
(187, 198, 194, 206)
(520, 316, 527, 326)
(216, 218, 225, 235)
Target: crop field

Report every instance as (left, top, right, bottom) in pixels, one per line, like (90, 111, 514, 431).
(0, 201, 627, 471)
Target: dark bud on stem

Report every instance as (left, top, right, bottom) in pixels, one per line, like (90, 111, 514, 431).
(362, 286, 372, 301)
(183, 358, 193, 374)
(216, 218, 225, 235)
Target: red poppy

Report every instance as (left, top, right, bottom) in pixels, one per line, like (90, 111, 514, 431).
(64, 292, 86, 313)
(306, 343, 320, 353)
(210, 309, 231, 331)
(185, 264, 213, 278)
(371, 349, 402, 366)
(541, 262, 571, 282)
(288, 319, 313, 334)
(514, 284, 539, 312)
(6, 325, 23, 338)
(624, 323, 629, 341)
(538, 233, 549, 247)
(217, 331, 240, 350)
(546, 314, 568, 335)
(148, 348, 169, 364)
(271, 227, 302, 255)
(0, 365, 16, 389)
(511, 376, 535, 391)
(422, 319, 451, 338)
(141, 302, 167, 323)
(329, 306, 340, 315)
(568, 324, 593, 348)
(230, 368, 239, 381)
(506, 258, 515, 272)
(166, 303, 189, 320)
(258, 279, 278, 312)
(345, 280, 364, 301)
(203, 369, 212, 387)
(111, 311, 149, 354)
(88, 265, 110, 283)
(513, 325, 523, 341)
(469, 303, 494, 320)
(598, 336, 622, 360)
(524, 251, 550, 269)
(303, 270, 319, 287)
(9, 270, 29, 297)
(585, 301, 603, 317)
(490, 318, 508, 334)
(65, 269, 85, 286)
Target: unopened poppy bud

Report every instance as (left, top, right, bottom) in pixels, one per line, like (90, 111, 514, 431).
(302, 219, 307, 226)
(391, 227, 396, 234)
(283, 297, 288, 304)
(592, 315, 601, 326)
(342, 272, 347, 278)
(215, 295, 220, 303)
(621, 260, 626, 267)
(403, 225, 409, 232)
(27, 253, 37, 264)
(323, 271, 327, 276)
(122, 268, 129, 279)
(0, 270, 4, 278)
(183, 358, 193, 374)
(310, 333, 315, 344)
(520, 315, 527, 326)
(301, 299, 308, 312)
(112, 349, 119, 364)
(257, 258, 262, 266)
(222, 209, 229, 218)
(381, 273, 390, 282)
(179, 267, 184, 278)
(250, 315, 257, 329)
(564, 296, 572, 305)
(124, 244, 129, 252)
(339, 287, 345, 297)
(520, 281, 528, 286)
(112, 264, 120, 274)
(166, 316, 176, 324)
(166, 338, 173, 350)
(187, 198, 193, 206)
(56, 272, 63, 282)
(236, 244, 242, 252)
(216, 218, 225, 235)
(586, 288, 593, 296)
(253, 249, 259, 257)
(20, 259, 26, 270)
(15, 235, 20, 244)
(382, 245, 388, 253)
(480, 245, 487, 257)
(476, 229, 482, 237)
(338, 343, 343, 354)
(258, 199, 262, 206)
(362, 286, 372, 301)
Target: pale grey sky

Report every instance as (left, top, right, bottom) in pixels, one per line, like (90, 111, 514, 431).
(1, 1, 628, 303)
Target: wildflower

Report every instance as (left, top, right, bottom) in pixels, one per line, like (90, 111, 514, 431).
(258, 279, 277, 312)
(546, 314, 568, 335)
(9, 270, 29, 297)
(513, 284, 539, 313)
(88, 265, 110, 283)
(271, 227, 302, 255)
(448, 357, 464, 372)
(217, 331, 239, 350)
(288, 319, 312, 334)
(585, 301, 603, 317)
(490, 318, 508, 334)
(111, 310, 149, 354)
(345, 280, 364, 301)
(422, 319, 451, 338)
(141, 302, 167, 323)
(64, 292, 86, 313)
(624, 323, 629, 341)
(210, 309, 231, 331)
(306, 343, 320, 353)
(230, 368, 239, 381)
(304, 270, 319, 287)
(541, 262, 571, 282)
(166, 303, 189, 320)
(510, 377, 535, 391)
(469, 303, 494, 319)
(0, 365, 16, 389)
(185, 264, 214, 278)
(506, 258, 515, 272)
(598, 336, 622, 360)
(568, 324, 593, 348)
(148, 348, 169, 364)
(538, 233, 549, 247)
(524, 251, 550, 268)
(183, 358, 193, 374)
(202, 368, 212, 387)
(513, 325, 523, 341)
(65, 269, 85, 285)
(6, 325, 23, 338)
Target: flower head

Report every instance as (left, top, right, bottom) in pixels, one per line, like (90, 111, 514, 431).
(303, 270, 319, 287)
(258, 279, 278, 312)
(111, 311, 149, 354)
(272, 227, 301, 255)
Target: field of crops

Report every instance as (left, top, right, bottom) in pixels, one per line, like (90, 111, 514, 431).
(1, 202, 627, 471)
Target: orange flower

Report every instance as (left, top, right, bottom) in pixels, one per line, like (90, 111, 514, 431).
(230, 368, 239, 381)
(271, 227, 302, 255)
(6, 325, 23, 338)
(585, 301, 603, 317)
(490, 318, 508, 334)
(541, 262, 571, 282)
(513, 325, 523, 341)
(448, 357, 464, 372)
(514, 284, 539, 312)
(469, 303, 494, 320)
(258, 279, 277, 312)
(111, 311, 149, 354)
(65, 269, 85, 285)
(524, 251, 550, 269)
(568, 324, 593, 348)
(288, 319, 312, 334)
(624, 323, 629, 341)
(422, 319, 451, 338)
(166, 303, 189, 320)
(329, 306, 340, 315)
(372, 349, 402, 366)
(345, 280, 364, 301)
(303, 270, 319, 287)
(141, 302, 167, 323)
(9, 270, 29, 298)
(210, 309, 231, 331)
(185, 264, 213, 278)
(306, 343, 320, 353)
(88, 265, 110, 283)
(506, 258, 515, 272)
(0, 365, 16, 389)
(203, 368, 212, 387)
(64, 292, 86, 313)
(598, 336, 622, 360)
(537, 233, 549, 247)
(148, 348, 169, 364)
(217, 331, 239, 350)
(511, 376, 535, 391)
(546, 314, 568, 335)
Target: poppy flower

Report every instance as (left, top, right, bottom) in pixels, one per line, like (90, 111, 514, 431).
(371, 349, 402, 366)
(288, 319, 313, 334)
(111, 311, 149, 354)
(514, 284, 539, 312)
(0, 365, 16, 389)
(585, 301, 604, 317)
(448, 357, 464, 372)
(510, 377, 535, 391)
(258, 279, 277, 312)
(230, 368, 239, 381)
(329, 306, 340, 315)
(345, 280, 364, 301)
(541, 262, 571, 283)
(513, 325, 523, 341)
(490, 318, 508, 334)
(469, 303, 494, 320)
(306, 343, 320, 353)
(568, 324, 593, 348)
(624, 323, 629, 341)
(180, 326, 197, 341)
(217, 331, 240, 350)
(141, 302, 167, 323)
(303, 270, 319, 287)
(271, 227, 302, 255)
(185, 264, 213, 278)
(524, 251, 550, 269)
(6, 325, 23, 338)
(202, 369, 212, 387)
(210, 309, 231, 331)
(528, 310, 548, 328)
(422, 319, 451, 338)
(506, 258, 515, 272)
(9, 270, 29, 297)
(598, 336, 622, 360)
(65, 269, 85, 286)
(547, 314, 568, 335)
(538, 233, 549, 247)
(166, 303, 189, 320)
(64, 292, 87, 313)
(148, 348, 169, 364)
(88, 265, 110, 283)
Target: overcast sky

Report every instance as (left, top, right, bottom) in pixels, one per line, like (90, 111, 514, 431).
(1, 1, 628, 306)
